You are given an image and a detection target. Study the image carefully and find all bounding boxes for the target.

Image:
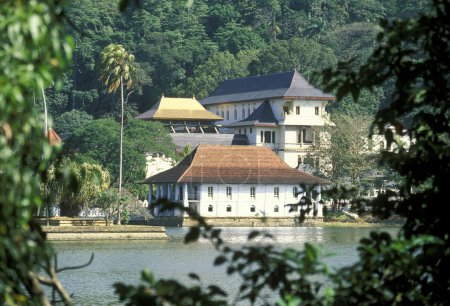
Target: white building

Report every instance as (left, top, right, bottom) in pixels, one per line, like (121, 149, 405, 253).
(200, 70, 335, 168)
(145, 145, 329, 218)
(145, 152, 176, 179)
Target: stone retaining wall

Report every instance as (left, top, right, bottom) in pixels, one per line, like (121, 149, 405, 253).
(34, 217, 106, 226)
(43, 225, 168, 241)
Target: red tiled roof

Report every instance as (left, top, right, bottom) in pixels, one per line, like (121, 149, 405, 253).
(145, 145, 330, 185)
(46, 128, 62, 146)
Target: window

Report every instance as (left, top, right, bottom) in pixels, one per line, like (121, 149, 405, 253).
(244, 128, 247, 134)
(264, 131, 272, 143)
(248, 107, 251, 117)
(226, 110, 229, 120)
(250, 186, 256, 199)
(274, 187, 279, 199)
(260, 131, 263, 142)
(250, 128, 252, 133)
(296, 106, 300, 115)
(272, 131, 275, 144)
(274, 205, 279, 213)
(226, 186, 232, 199)
(293, 187, 298, 198)
(283, 106, 289, 115)
(315, 107, 319, 115)
(226, 205, 232, 212)
(221, 110, 224, 118)
(208, 186, 213, 199)
(239, 129, 241, 134)
(216, 110, 219, 116)
(234, 109, 237, 120)
(208, 205, 213, 212)
(250, 205, 255, 212)
(242, 108, 245, 118)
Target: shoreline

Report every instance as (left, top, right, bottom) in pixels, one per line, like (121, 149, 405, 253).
(40, 216, 403, 241)
(137, 216, 404, 228)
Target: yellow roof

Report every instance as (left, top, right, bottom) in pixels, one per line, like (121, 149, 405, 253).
(137, 96, 223, 121)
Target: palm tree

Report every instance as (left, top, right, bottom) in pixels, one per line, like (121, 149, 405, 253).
(100, 44, 135, 224)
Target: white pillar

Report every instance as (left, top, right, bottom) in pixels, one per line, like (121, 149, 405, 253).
(316, 185, 322, 201)
(175, 184, 180, 201)
(183, 183, 189, 216)
(316, 185, 323, 218)
(167, 183, 172, 201)
(154, 183, 160, 216)
(148, 183, 153, 204)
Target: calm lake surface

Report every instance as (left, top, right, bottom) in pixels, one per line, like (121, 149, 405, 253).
(53, 226, 399, 305)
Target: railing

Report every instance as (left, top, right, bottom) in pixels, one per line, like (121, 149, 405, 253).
(188, 193, 199, 201)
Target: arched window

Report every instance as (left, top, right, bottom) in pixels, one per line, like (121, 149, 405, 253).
(274, 205, 279, 213)
(293, 187, 298, 198)
(226, 205, 232, 212)
(250, 186, 256, 199)
(208, 205, 213, 212)
(226, 186, 232, 199)
(250, 205, 255, 212)
(242, 108, 245, 119)
(208, 186, 213, 199)
(234, 109, 237, 120)
(248, 107, 251, 117)
(274, 187, 279, 199)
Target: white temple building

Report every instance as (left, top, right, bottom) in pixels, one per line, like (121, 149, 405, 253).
(200, 70, 335, 168)
(145, 145, 329, 218)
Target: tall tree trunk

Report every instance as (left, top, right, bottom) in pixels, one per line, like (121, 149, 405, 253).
(118, 77, 124, 225)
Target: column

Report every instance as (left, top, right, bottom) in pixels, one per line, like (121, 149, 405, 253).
(183, 183, 189, 216)
(148, 183, 153, 215)
(279, 125, 286, 150)
(316, 185, 322, 201)
(175, 184, 180, 201)
(155, 183, 160, 198)
(167, 183, 172, 201)
(154, 183, 160, 216)
(300, 128, 304, 147)
(148, 183, 153, 204)
(316, 185, 323, 218)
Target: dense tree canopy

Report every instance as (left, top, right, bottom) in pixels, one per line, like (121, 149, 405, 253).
(64, 118, 176, 198)
(43, 0, 432, 120)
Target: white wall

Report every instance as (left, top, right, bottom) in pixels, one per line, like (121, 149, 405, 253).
(206, 101, 263, 126)
(197, 183, 308, 217)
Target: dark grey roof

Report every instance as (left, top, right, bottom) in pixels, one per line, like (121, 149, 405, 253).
(226, 100, 278, 127)
(201, 70, 335, 106)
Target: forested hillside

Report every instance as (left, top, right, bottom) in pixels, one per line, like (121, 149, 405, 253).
(46, 0, 429, 123)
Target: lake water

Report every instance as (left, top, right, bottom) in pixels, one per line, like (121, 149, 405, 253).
(52, 226, 399, 305)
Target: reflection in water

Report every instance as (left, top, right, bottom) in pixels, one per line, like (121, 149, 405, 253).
(53, 226, 398, 305)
